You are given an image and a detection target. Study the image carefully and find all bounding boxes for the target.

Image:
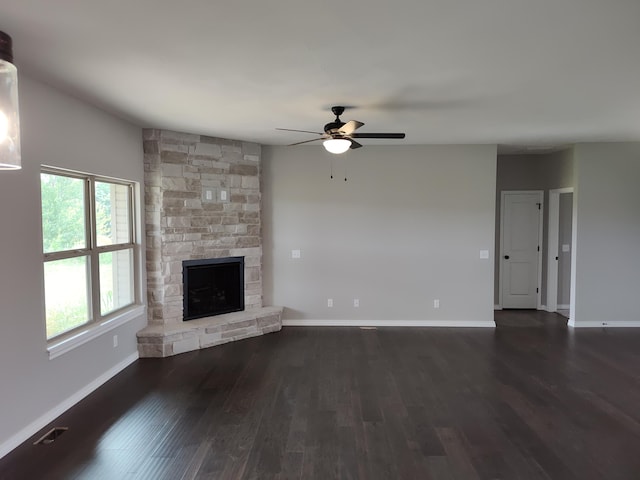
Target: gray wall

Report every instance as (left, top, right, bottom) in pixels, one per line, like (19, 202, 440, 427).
(0, 76, 146, 453)
(494, 150, 574, 306)
(558, 192, 573, 306)
(572, 143, 640, 325)
(262, 145, 497, 323)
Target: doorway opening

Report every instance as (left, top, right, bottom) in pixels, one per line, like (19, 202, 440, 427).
(546, 188, 574, 319)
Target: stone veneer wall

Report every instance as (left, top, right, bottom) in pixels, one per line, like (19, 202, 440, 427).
(138, 129, 281, 357)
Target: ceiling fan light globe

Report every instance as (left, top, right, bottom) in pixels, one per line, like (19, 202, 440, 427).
(323, 138, 351, 154)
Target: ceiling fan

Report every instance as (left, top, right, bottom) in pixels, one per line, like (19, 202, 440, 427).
(277, 106, 406, 154)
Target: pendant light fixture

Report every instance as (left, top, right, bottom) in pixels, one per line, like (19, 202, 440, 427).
(0, 31, 21, 170)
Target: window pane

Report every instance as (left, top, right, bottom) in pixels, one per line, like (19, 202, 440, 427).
(100, 249, 134, 315)
(44, 256, 90, 339)
(95, 181, 131, 246)
(40, 174, 87, 253)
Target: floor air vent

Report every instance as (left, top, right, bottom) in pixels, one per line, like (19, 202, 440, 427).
(34, 427, 68, 445)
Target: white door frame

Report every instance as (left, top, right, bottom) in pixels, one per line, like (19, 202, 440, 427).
(546, 187, 573, 313)
(498, 190, 544, 309)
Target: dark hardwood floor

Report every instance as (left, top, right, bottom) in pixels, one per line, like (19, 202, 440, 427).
(2, 311, 640, 479)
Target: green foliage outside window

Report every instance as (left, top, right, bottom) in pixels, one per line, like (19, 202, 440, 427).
(40, 173, 86, 253)
(95, 181, 112, 244)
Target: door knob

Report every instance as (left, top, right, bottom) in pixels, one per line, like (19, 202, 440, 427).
(504, 255, 510, 259)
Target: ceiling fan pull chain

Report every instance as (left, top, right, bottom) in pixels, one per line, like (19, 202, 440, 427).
(330, 159, 333, 179)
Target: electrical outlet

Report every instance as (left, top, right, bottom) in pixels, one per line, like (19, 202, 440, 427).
(433, 299, 440, 309)
(327, 298, 333, 307)
(220, 190, 228, 201)
(353, 299, 360, 308)
(291, 249, 301, 259)
(113, 335, 118, 348)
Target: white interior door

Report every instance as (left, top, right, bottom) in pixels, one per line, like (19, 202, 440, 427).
(501, 191, 543, 309)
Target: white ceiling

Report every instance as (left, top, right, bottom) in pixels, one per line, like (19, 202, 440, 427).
(1, 0, 639, 150)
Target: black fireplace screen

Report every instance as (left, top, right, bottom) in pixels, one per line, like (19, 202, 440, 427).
(182, 257, 244, 321)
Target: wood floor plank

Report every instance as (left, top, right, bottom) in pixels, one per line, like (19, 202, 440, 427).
(3, 312, 640, 479)
(436, 427, 482, 480)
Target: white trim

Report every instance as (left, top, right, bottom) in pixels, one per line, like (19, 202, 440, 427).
(536, 194, 544, 310)
(494, 304, 502, 310)
(48, 305, 145, 359)
(569, 185, 578, 329)
(557, 304, 570, 310)
(498, 192, 505, 309)
(568, 320, 640, 328)
(282, 319, 496, 328)
(0, 352, 138, 459)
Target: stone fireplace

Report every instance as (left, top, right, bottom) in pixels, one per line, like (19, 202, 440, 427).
(136, 129, 282, 357)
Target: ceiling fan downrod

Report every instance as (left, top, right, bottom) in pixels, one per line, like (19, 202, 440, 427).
(325, 106, 346, 134)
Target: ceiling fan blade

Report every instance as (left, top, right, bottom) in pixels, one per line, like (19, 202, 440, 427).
(350, 133, 406, 139)
(288, 138, 323, 146)
(349, 140, 363, 149)
(339, 120, 364, 135)
(277, 128, 324, 135)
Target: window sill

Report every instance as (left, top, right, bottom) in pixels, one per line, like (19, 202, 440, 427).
(47, 305, 146, 360)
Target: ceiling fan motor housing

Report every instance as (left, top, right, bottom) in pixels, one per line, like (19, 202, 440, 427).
(325, 105, 346, 134)
(324, 121, 345, 135)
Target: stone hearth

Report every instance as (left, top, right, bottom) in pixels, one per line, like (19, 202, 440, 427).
(136, 129, 282, 358)
(137, 307, 283, 357)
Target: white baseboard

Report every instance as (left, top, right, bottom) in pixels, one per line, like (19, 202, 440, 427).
(494, 305, 502, 310)
(557, 304, 570, 310)
(282, 319, 496, 328)
(568, 319, 640, 328)
(0, 352, 139, 459)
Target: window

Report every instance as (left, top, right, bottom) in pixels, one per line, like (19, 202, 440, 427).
(41, 168, 138, 341)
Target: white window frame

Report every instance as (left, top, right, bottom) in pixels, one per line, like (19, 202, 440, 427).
(41, 166, 143, 359)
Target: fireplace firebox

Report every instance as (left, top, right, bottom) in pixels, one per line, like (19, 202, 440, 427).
(182, 257, 244, 321)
